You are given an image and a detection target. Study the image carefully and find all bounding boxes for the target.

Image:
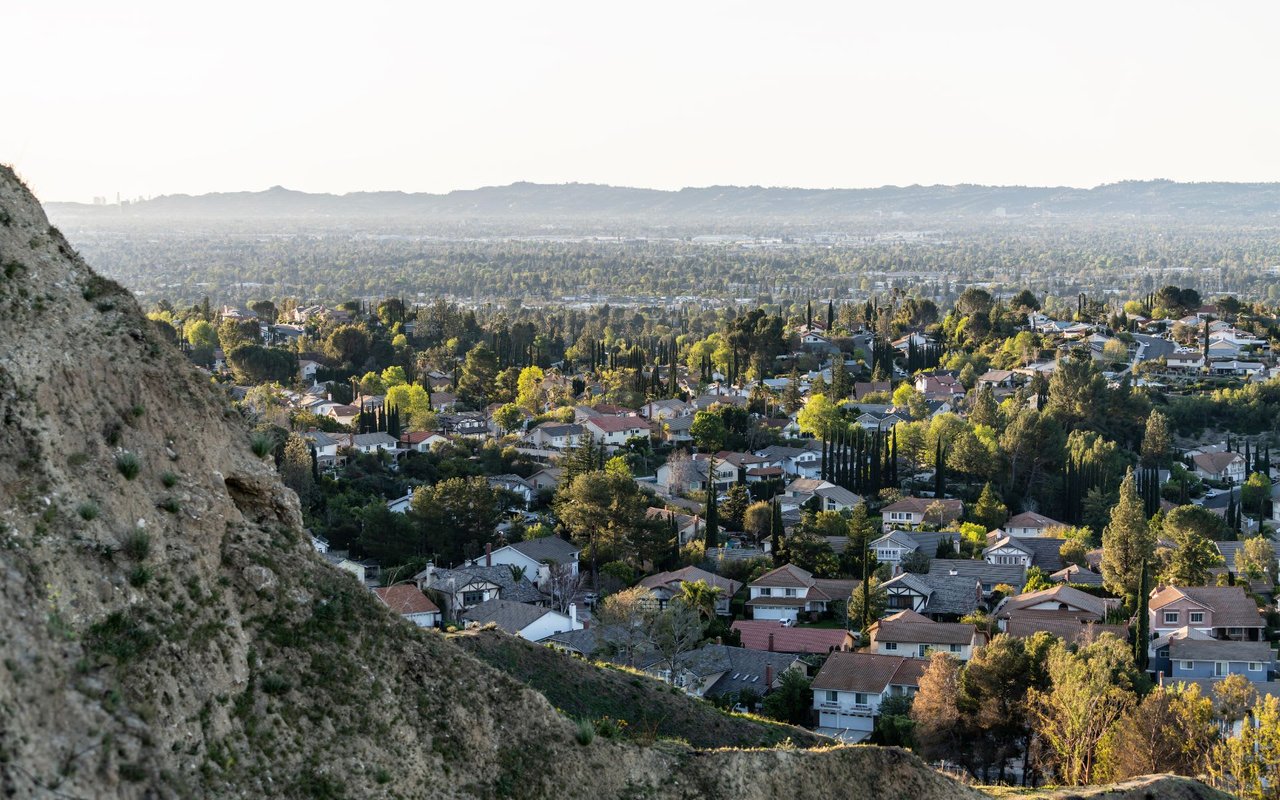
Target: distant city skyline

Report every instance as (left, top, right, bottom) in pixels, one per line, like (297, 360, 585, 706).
(8, 1, 1280, 202)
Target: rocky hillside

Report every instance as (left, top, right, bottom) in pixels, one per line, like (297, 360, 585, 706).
(0, 164, 1231, 800)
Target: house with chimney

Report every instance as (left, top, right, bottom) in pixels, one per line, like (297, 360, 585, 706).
(639, 644, 805, 707)
(879, 567, 983, 621)
(414, 561, 546, 622)
(1003, 511, 1068, 537)
(1149, 585, 1265, 641)
(994, 584, 1124, 644)
(464, 537, 580, 590)
(731, 619, 855, 655)
(746, 564, 859, 623)
(811, 651, 928, 741)
(460, 598, 583, 642)
(866, 609, 980, 661)
(781, 478, 862, 513)
(982, 535, 1068, 572)
(869, 530, 961, 566)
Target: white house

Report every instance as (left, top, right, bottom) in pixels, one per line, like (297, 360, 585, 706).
(782, 478, 862, 512)
(583, 416, 650, 450)
(1003, 511, 1067, 538)
(465, 537, 580, 590)
(372, 584, 442, 628)
(1192, 451, 1246, 483)
(460, 599, 583, 642)
(811, 651, 928, 741)
(399, 430, 450, 453)
(879, 497, 964, 532)
(523, 422, 585, 450)
(746, 564, 859, 623)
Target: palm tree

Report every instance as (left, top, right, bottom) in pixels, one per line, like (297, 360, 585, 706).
(678, 579, 724, 621)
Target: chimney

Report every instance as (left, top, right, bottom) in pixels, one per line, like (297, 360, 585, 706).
(569, 603, 578, 629)
(768, 632, 775, 652)
(1158, 670, 1165, 687)
(893, 564, 902, 577)
(715, 636, 722, 646)
(485, 542, 492, 567)
(765, 664, 775, 686)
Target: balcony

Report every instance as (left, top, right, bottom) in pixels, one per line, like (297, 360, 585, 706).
(816, 701, 873, 716)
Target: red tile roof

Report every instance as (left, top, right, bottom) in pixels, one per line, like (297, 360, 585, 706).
(732, 620, 852, 654)
(373, 584, 440, 616)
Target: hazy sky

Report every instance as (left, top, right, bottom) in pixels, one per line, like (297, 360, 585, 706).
(7, 1, 1280, 202)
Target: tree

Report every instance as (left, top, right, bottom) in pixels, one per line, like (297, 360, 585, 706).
(594, 586, 656, 666)
(1140, 409, 1171, 468)
(911, 653, 972, 773)
(1213, 673, 1259, 727)
(1098, 683, 1216, 782)
(226, 345, 297, 385)
(411, 476, 504, 564)
(183, 318, 217, 349)
(1022, 567, 1053, 593)
(1029, 635, 1137, 786)
(1059, 539, 1089, 569)
(959, 634, 1035, 782)
(545, 562, 586, 614)
(1237, 535, 1277, 581)
(356, 502, 421, 567)
(848, 576, 886, 636)
(1101, 470, 1155, 600)
(556, 469, 650, 573)
(761, 669, 813, 726)
(743, 501, 772, 544)
(1242, 472, 1273, 524)
(280, 433, 315, 505)
(1045, 353, 1105, 430)
(703, 480, 720, 550)
(457, 342, 499, 406)
(796, 394, 844, 438)
(1208, 694, 1280, 799)
(900, 550, 931, 574)
(971, 483, 1008, 531)
(677, 579, 724, 621)
(721, 484, 750, 531)
(690, 409, 727, 452)
(644, 598, 705, 680)
(493, 403, 524, 435)
(515, 365, 546, 412)
(1161, 519, 1222, 587)
(324, 324, 372, 367)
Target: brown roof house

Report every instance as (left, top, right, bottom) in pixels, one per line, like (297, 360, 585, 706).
(880, 497, 963, 532)
(811, 651, 929, 742)
(372, 584, 441, 628)
(1150, 586, 1265, 641)
(746, 564, 859, 624)
(867, 609, 980, 661)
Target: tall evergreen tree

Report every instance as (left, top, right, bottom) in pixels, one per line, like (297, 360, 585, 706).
(704, 479, 719, 551)
(1101, 469, 1155, 602)
(1134, 558, 1150, 671)
(770, 498, 785, 564)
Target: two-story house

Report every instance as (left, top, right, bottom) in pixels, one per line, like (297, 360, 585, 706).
(753, 444, 824, 479)
(982, 535, 1068, 573)
(747, 564, 859, 623)
(1003, 511, 1068, 537)
(880, 497, 964, 532)
(583, 415, 650, 451)
(414, 563, 546, 622)
(879, 568, 983, 621)
(811, 651, 929, 741)
(869, 530, 961, 566)
(995, 584, 1124, 644)
(1149, 586, 1265, 641)
(464, 537, 580, 591)
(522, 422, 585, 451)
(301, 430, 340, 468)
(1192, 451, 1247, 483)
(782, 478, 863, 513)
(867, 610, 980, 661)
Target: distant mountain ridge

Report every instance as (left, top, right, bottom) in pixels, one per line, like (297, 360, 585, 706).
(47, 179, 1280, 220)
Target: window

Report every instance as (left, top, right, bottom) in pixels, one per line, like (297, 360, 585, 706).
(1163, 612, 1179, 625)
(1180, 660, 1193, 671)
(1215, 662, 1226, 677)
(949, 644, 961, 653)
(884, 642, 898, 651)
(854, 693, 867, 706)
(1189, 612, 1205, 624)
(826, 690, 838, 703)
(759, 588, 772, 597)
(784, 588, 797, 597)
(462, 591, 485, 607)
(918, 644, 928, 657)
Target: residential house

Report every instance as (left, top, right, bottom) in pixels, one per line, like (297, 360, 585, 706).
(1151, 627, 1273, 682)
(640, 398, 691, 420)
(526, 467, 564, 492)
(460, 598, 583, 642)
(398, 430, 450, 453)
(753, 444, 823, 479)
(523, 422, 585, 450)
(640, 644, 805, 704)
(325, 404, 360, 428)
(645, 507, 703, 546)
(995, 584, 1123, 643)
(1192, 451, 1247, 483)
(923, 560, 1026, 598)
(1003, 511, 1069, 537)
(660, 413, 696, 444)
(782, 478, 863, 512)
(372, 584, 441, 628)
(811, 651, 928, 741)
(880, 569, 983, 621)
(414, 563, 546, 621)
(1050, 564, 1105, 586)
(342, 432, 401, 456)
(880, 497, 964, 532)
(867, 609, 980, 661)
(1149, 586, 1265, 641)
(488, 474, 536, 509)
(976, 369, 1018, 390)
(731, 619, 855, 655)
(301, 430, 340, 468)
(853, 381, 893, 401)
(983, 535, 1068, 573)
(386, 492, 414, 514)
(746, 564, 859, 623)
(869, 530, 961, 566)
(323, 552, 368, 584)
(639, 566, 741, 616)
(465, 537, 580, 590)
(583, 415, 651, 451)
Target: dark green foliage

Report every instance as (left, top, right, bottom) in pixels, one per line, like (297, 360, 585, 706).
(87, 611, 158, 663)
(116, 451, 141, 480)
(121, 530, 151, 561)
(250, 434, 274, 458)
(77, 501, 99, 521)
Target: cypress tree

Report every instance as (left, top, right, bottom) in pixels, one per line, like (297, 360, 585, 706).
(770, 499, 785, 564)
(1134, 557, 1150, 671)
(934, 439, 946, 499)
(704, 480, 719, 551)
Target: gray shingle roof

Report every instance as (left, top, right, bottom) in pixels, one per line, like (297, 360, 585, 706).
(928, 560, 1026, 590)
(640, 644, 801, 698)
(461, 599, 555, 634)
(509, 536, 579, 565)
(1170, 638, 1273, 662)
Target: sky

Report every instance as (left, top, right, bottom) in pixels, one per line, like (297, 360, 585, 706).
(6, 1, 1280, 202)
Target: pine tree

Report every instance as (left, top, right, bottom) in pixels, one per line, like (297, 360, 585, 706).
(704, 480, 719, 551)
(1140, 409, 1171, 468)
(1101, 469, 1155, 602)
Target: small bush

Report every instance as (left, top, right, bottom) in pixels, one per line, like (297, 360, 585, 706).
(77, 502, 99, 521)
(121, 530, 151, 561)
(116, 452, 141, 480)
(130, 404, 145, 418)
(119, 763, 147, 782)
(374, 767, 392, 784)
(261, 673, 291, 695)
(87, 611, 157, 663)
(250, 434, 273, 458)
(594, 716, 628, 740)
(159, 497, 180, 514)
(67, 451, 90, 468)
(161, 471, 179, 488)
(575, 719, 595, 746)
(128, 565, 153, 588)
